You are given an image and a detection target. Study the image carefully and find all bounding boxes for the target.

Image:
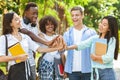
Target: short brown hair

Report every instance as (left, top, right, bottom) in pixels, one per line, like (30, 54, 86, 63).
(71, 6, 84, 15)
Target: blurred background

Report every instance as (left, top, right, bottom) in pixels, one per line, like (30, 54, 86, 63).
(0, 0, 120, 79)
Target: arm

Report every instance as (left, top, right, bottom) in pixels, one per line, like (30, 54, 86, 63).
(66, 36, 96, 51)
(0, 54, 28, 63)
(36, 47, 59, 53)
(61, 53, 66, 66)
(102, 37, 116, 63)
(20, 28, 49, 46)
(36, 36, 64, 53)
(66, 45, 77, 50)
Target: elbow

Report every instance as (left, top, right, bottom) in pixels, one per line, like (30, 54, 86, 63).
(20, 28, 29, 34)
(102, 56, 113, 64)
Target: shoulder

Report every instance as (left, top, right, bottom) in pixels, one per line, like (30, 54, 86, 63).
(63, 27, 73, 35)
(0, 34, 11, 40)
(109, 37, 116, 44)
(84, 26, 96, 32)
(0, 35, 5, 41)
(20, 33, 31, 40)
(83, 26, 97, 36)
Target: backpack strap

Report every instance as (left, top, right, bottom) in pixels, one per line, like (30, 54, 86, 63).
(5, 35, 8, 72)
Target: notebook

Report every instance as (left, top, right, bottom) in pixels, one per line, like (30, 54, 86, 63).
(8, 42, 26, 63)
(58, 64, 64, 76)
(95, 39, 107, 56)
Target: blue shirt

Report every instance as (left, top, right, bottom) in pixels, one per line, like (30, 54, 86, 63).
(63, 26, 96, 73)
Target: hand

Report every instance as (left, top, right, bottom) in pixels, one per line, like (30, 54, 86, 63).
(57, 35, 67, 51)
(47, 35, 59, 47)
(16, 54, 28, 62)
(57, 36, 64, 50)
(91, 54, 103, 64)
(63, 72, 68, 79)
(90, 54, 97, 61)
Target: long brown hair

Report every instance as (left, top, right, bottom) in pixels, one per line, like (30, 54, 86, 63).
(2, 12, 15, 35)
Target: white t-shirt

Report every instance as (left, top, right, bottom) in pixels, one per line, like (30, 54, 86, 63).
(0, 33, 39, 70)
(21, 19, 40, 35)
(38, 33, 60, 62)
(72, 27, 84, 71)
(21, 19, 40, 66)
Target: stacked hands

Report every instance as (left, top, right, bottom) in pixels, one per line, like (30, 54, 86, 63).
(49, 35, 67, 51)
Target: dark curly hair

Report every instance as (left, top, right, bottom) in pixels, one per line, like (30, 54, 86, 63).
(39, 15, 58, 34)
(2, 12, 15, 35)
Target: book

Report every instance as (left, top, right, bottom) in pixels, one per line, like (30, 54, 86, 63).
(95, 39, 107, 56)
(58, 64, 64, 76)
(8, 42, 26, 63)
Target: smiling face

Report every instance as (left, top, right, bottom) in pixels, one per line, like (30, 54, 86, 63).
(11, 13, 21, 29)
(45, 21, 55, 35)
(98, 19, 110, 35)
(71, 10, 84, 27)
(25, 7, 38, 24)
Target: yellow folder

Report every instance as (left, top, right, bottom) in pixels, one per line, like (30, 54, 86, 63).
(95, 42, 107, 56)
(8, 42, 26, 63)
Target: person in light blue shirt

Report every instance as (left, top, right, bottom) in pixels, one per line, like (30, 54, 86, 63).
(63, 6, 96, 80)
(67, 16, 119, 80)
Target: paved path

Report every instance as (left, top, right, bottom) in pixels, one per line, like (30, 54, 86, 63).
(113, 54, 120, 80)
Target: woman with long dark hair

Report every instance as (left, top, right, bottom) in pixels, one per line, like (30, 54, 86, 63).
(0, 12, 63, 80)
(67, 16, 119, 80)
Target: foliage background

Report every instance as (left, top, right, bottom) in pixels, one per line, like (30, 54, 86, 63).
(0, 0, 120, 73)
(0, 0, 120, 34)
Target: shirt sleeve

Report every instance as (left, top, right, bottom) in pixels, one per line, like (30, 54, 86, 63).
(76, 35, 97, 50)
(102, 37, 116, 64)
(26, 35, 39, 52)
(0, 35, 6, 56)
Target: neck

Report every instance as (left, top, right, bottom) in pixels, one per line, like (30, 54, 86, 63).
(12, 29, 19, 36)
(46, 31, 55, 36)
(100, 33, 106, 38)
(74, 24, 84, 30)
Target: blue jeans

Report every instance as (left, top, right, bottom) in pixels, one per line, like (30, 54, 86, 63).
(68, 72, 91, 80)
(98, 68, 115, 80)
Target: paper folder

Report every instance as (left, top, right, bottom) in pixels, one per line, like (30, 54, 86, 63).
(8, 42, 26, 63)
(95, 42, 107, 56)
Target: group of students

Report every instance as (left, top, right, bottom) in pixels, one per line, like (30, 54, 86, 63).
(0, 2, 119, 80)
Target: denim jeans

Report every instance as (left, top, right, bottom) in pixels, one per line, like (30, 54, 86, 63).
(68, 72, 91, 80)
(98, 68, 115, 80)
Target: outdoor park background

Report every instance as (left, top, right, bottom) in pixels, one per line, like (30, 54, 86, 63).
(0, 0, 120, 80)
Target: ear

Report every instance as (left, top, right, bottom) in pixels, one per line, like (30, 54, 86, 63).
(10, 23, 13, 27)
(108, 28, 110, 31)
(81, 14, 84, 19)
